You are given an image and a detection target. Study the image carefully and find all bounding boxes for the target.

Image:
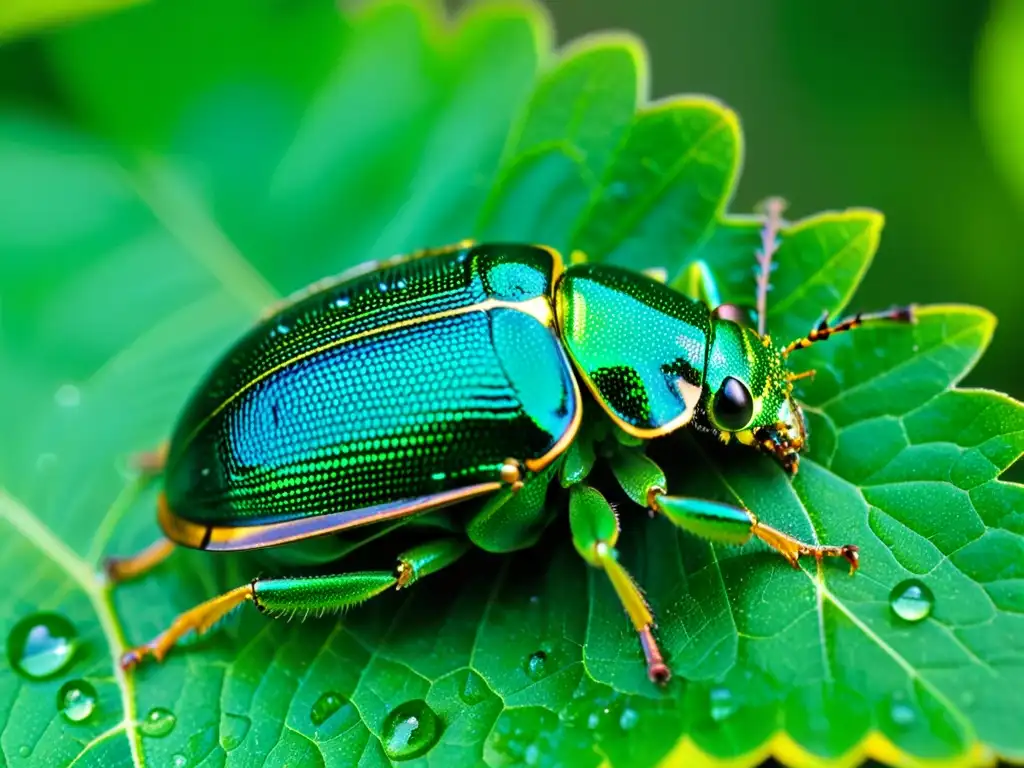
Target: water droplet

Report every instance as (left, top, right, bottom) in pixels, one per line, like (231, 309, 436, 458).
(890, 579, 934, 622)
(458, 670, 486, 705)
(35, 453, 58, 472)
(891, 701, 916, 727)
(486, 707, 558, 764)
(140, 707, 177, 738)
(57, 679, 97, 723)
(54, 384, 80, 408)
(310, 692, 345, 726)
(619, 708, 639, 731)
(381, 700, 442, 760)
(17, 745, 30, 758)
(608, 181, 630, 200)
(7, 613, 79, 679)
(221, 713, 250, 751)
(524, 743, 540, 765)
(709, 686, 736, 722)
(524, 651, 547, 680)
(171, 754, 187, 768)
(586, 712, 600, 729)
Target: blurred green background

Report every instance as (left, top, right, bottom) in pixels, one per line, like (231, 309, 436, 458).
(3, 0, 1022, 412)
(529, 0, 1023, 402)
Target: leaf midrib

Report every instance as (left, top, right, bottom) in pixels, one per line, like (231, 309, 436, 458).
(0, 490, 142, 767)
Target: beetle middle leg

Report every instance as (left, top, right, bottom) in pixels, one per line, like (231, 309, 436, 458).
(607, 448, 859, 573)
(120, 537, 469, 670)
(568, 484, 670, 684)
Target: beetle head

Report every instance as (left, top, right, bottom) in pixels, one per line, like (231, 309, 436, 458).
(696, 311, 807, 475)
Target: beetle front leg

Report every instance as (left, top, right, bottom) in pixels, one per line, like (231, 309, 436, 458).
(608, 449, 859, 573)
(676, 260, 722, 308)
(568, 485, 670, 684)
(121, 537, 469, 670)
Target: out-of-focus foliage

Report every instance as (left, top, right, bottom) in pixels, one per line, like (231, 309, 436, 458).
(977, 0, 1024, 209)
(1, 1, 1022, 767)
(0, 0, 142, 41)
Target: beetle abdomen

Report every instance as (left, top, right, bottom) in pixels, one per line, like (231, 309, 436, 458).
(163, 244, 579, 530)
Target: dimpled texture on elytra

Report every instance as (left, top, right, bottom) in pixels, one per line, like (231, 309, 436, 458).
(165, 244, 578, 525)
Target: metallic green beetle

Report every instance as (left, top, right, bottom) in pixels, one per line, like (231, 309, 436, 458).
(108, 213, 912, 683)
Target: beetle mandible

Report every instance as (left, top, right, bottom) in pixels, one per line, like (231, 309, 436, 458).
(107, 204, 913, 684)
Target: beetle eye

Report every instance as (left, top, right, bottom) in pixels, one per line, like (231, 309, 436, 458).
(712, 376, 754, 431)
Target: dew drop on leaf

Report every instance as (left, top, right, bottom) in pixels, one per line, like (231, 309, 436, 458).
(17, 746, 30, 758)
(7, 613, 79, 679)
(709, 686, 736, 722)
(889, 579, 934, 622)
(310, 692, 345, 726)
(458, 669, 487, 705)
(524, 650, 548, 680)
(618, 708, 639, 731)
(54, 384, 81, 408)
(57, 679, 97, 723)
(140, 707, 177, 738)
(381, 700, 442, 760)
(171, 754, 187, 768)
(220, 713, 251, 750)
(486, 707, 559, 764)
(891, 701, 916, 728)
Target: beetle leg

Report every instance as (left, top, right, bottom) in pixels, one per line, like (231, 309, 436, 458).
(568, 485, 671, 685)
(675, 260, 722, 308)
(652, 494, 859, 575)
(131, 441, 169, 476)
(104, 537, 175, 584)
(121, 538, 469, 670)
(607, 447, 858, 574)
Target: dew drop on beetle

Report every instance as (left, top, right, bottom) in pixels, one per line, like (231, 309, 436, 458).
(889, 579, 934, 622)
(381, 700, 442, 760)
(7, 613, 79, 680)
(57, 679, 97, 723)
(140, 707, 177, 738)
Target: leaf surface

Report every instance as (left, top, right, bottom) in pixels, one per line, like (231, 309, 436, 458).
(1, 2, 1022, 766)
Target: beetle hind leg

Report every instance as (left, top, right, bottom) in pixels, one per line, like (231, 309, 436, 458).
(120, 537, 469, 671)
(104, 537, 176, 584)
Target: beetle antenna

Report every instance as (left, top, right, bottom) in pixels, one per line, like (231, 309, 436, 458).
(755, 197, 786, 336)
(782, 305, 916, 357)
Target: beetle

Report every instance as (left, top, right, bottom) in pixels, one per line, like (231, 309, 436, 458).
(107, 204, 913, 684)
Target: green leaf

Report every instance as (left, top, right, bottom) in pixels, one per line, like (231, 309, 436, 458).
(2, 1, 1022, 766)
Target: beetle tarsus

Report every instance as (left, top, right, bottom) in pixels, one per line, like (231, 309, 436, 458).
(751, 519, 861, 574)
(639, 626, 671, 685)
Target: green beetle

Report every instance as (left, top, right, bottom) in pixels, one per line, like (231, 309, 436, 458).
(108, 212, 912, 683)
